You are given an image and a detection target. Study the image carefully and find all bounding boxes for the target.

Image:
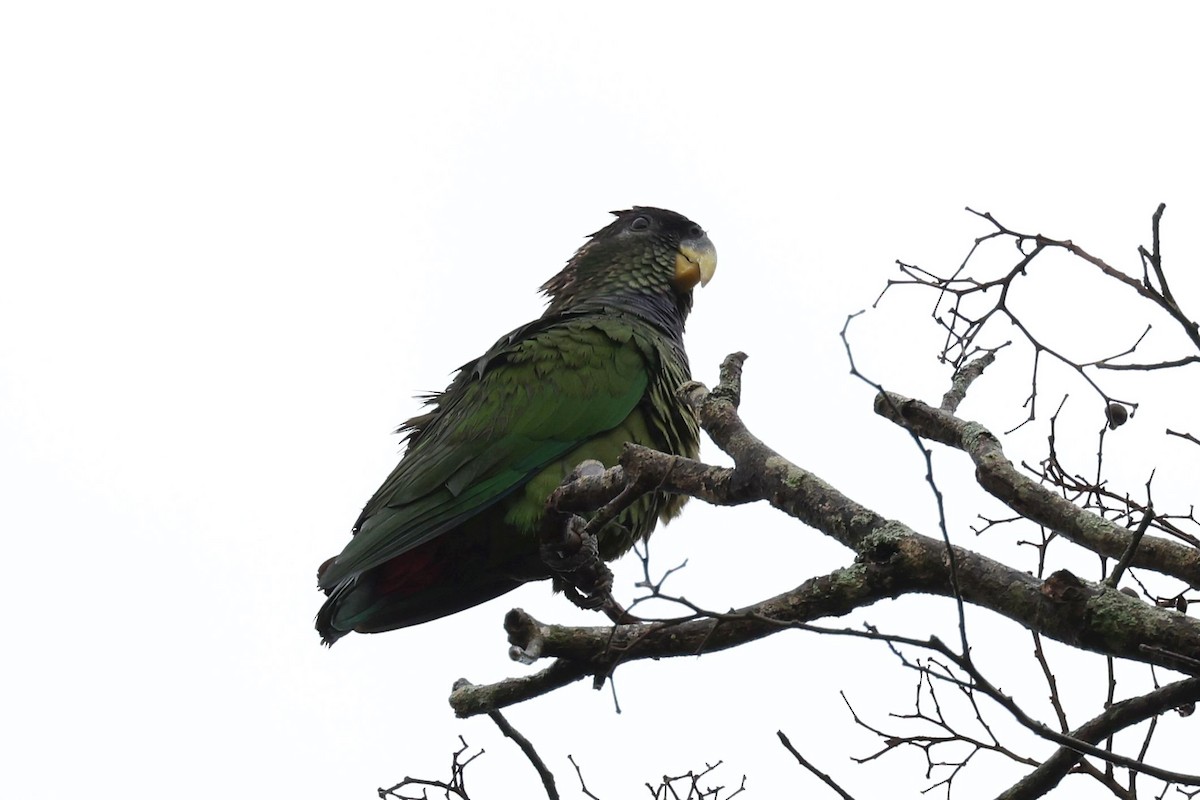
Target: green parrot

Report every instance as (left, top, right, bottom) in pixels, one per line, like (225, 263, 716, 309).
(316, 207, 716, 644)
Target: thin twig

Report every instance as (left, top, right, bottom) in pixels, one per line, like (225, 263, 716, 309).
(778, 730, 857, 800)
(487, 709, 559, 800)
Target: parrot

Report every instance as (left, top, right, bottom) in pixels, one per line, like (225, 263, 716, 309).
(316, 207, 716, 644)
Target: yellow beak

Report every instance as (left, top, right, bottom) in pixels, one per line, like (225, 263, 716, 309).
(673, 235, 717, 291)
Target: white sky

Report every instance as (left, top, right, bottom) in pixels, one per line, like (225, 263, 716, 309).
(4, 3, 1199, 798)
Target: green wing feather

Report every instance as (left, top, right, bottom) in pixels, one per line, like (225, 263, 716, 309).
(317, 315, 654, 590)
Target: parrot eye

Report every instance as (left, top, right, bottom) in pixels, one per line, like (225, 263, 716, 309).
(629, 216, 650, 231)
(688, 224, 703, 238)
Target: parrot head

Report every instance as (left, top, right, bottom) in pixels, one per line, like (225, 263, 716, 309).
(540, 207, 716, 319)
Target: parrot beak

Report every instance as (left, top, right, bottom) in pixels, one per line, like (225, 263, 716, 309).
(674, 235, 717, 291)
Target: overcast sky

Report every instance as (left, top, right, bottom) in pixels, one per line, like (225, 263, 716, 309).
(4, 3, 1199, 798)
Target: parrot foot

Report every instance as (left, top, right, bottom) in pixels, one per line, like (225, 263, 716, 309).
(541, 515, 616, 611)
(542, 458, 645, 621)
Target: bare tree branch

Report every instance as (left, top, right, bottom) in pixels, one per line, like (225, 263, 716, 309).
(379, 736, 482, 800)
(1167, 429, 1200, 448)
(778, 730, 857, 800)
(486, 708, 559, 800)
(872, 392, 1200, 588)
(996, 677, 1200, 800)
(451, 664, 592, 718)
(940, 350, 999, 413)
(567, 755, 602, 800)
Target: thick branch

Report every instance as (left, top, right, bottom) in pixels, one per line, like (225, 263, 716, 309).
(873, 391, 1200, 588)
(450, 662, 592, 717)
(472, 548, 1200, 692)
